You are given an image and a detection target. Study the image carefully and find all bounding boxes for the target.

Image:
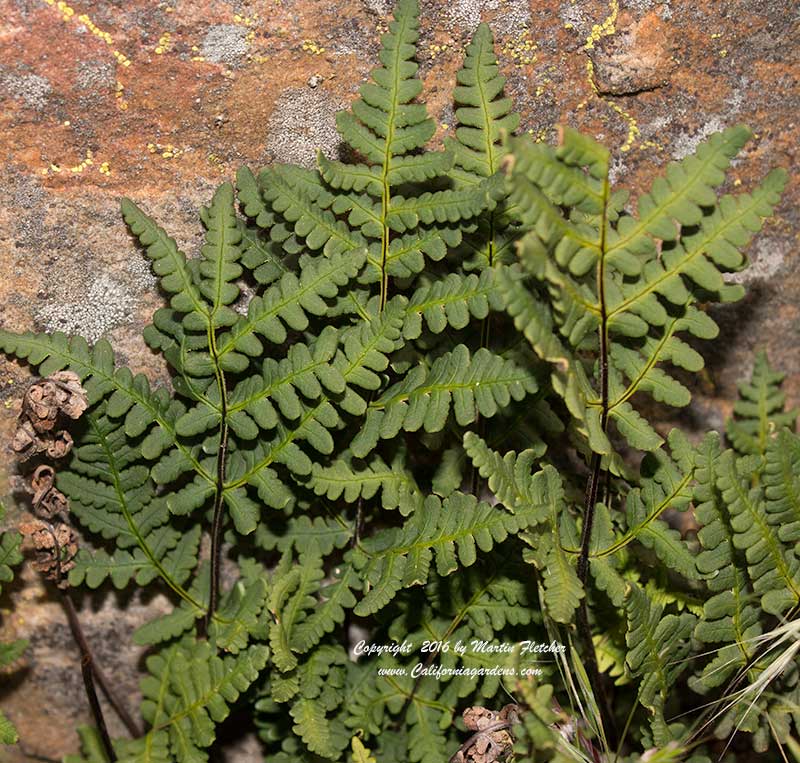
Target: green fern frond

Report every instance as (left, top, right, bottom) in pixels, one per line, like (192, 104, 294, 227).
(447, 25, 523, 271)
(351, 345, 537, 457)
(194, 182, 243, 327)
(256, 514, 352, 558)
(764, 428, 800, 555)
(310, 449, 423, 516)
(727, 351, 797, 455)
(220, 250, 367, 357)
(624, 583, 696, 747)
(596, 438, 698, 579)
(290, 566, 358, 654)
(448, 23, 519, 184)
(131, 640, 268, 763)
(692, 435, 760, 690)
(265, 561, 356, 706)
(347, 491, 526, 615)
(120, 198, 208, 320)
(209, 577, 268, 653)
(717, 448, 800, 615)
(464, 432, 582, 622)
(260, 164, 366, 257)
(402, 271, 503, 339)
(505, 123, 786, 456)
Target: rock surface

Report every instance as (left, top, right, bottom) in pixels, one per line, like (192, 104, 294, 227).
(0, 0, 797, 759)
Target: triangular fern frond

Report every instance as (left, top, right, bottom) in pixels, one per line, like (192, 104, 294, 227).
(624, 583, 696, 747)
(727, 351, 797, 456)
(447, 22, 521, 269)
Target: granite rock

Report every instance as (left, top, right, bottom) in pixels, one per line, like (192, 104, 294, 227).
(0, 0, 797, 759)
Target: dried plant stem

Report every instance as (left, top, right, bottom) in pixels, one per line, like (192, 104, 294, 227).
(62, 595, 142, 739)
(47, 524, 141, 745)
(62, 594, 117, 762)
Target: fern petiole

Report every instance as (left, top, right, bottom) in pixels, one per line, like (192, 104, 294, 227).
(49, 524, 139, 755)
(575, 169, 617, 745)
(203, 326, 230, 636)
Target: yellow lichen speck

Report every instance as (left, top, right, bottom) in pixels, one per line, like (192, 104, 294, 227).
(302, 39, 325, 55)
(583, 0, 641, 153)
(155, 32, 172, 55)
(43, 0, 132, 66)
(501, 26, 537, 67)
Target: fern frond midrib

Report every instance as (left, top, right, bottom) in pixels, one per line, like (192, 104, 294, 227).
(608, 186, 768, 320)
(606, 129, 741, 259)
(226, 316, 397, 491)
(86, 414, 204, 612)
(378, 5, 414, 310)
(728, 464, 800, 602)
(590, 312, 684, 411)
(370, 372, 532, 410)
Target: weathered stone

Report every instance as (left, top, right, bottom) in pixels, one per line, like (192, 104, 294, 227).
(0, 0, 797, 759)
(588, 10, 677, 95)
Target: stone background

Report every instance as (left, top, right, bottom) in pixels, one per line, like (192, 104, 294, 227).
(0, 0, 797, 760)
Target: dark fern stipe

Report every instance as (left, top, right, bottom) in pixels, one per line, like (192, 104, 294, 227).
(0, 1, 795, 761)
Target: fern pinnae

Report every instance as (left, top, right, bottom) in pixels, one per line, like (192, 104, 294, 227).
(728, 350, 798, 457)
(448, 22, 520, 270)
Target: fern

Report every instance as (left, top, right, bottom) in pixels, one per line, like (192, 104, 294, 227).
(447, 22, 521, 270)
(624, 583, 696, 746)
(505, 124, 787, 454)
(122, 640, 268, 763)
(0, 4, 793, 762)
(244, 0, 502, 310)
(0, 503, 25, 746)
(727, 350, 797, 455)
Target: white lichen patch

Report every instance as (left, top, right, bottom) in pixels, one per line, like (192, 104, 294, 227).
(363, 0, 393, 15)
(671, 117, 726, 160)
(443, 0, 531, 36)
(559, 1, 589, 36)
(726, 238, 789, 284)
(201, 24, 249, 65)
(36, 274, 136, 343)
(0, 71, 52, 110)
(264, 87, 348, 168)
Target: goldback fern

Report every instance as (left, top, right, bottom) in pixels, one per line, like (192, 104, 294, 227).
(0, 1, 796, 761)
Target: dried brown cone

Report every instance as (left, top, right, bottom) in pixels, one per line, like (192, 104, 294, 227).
(29, 465, 69, 519)
(451, 705, 519, 763)
(11, 422, 74, 461)
(19, 519, 78, 589)
(22, 371, 88, 432)
(11, 371, 86, 461)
